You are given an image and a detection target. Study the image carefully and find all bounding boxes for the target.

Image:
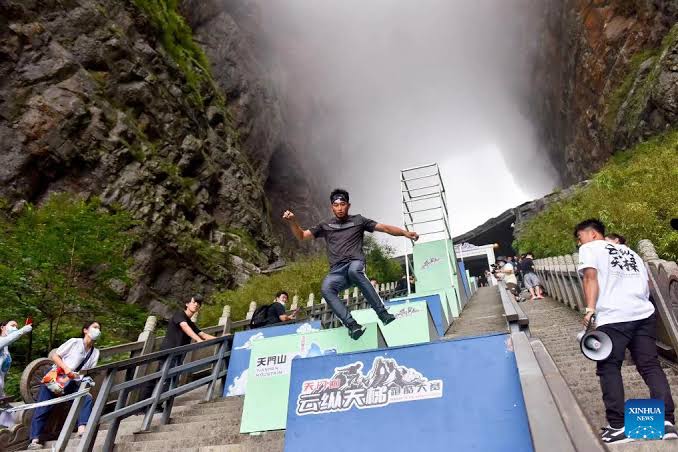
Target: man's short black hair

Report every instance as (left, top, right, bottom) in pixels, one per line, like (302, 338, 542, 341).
(573, 219, 606, 238)
(275, 290, 289, 299)
(186, 294, 204, 306)
(606, 233, 627, 245)
(330, 188, 349, 203)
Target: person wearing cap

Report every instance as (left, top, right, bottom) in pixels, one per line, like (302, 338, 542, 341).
(283, 188, 419, 340)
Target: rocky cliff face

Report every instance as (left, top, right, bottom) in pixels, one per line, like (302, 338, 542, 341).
(179, 0, 327, 256)
(532, 0, 678, 184)
(0, 0, 313, 316)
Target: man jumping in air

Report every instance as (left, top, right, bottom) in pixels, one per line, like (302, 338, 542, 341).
(283, 188, 419, 340)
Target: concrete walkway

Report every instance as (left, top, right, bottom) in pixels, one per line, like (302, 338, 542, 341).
(445, 286, 508, 339)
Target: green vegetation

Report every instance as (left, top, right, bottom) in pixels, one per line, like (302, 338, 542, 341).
(514, 130, 678, 260)
(131, 0, 214, 106)
(605, 24, 678, 135)
(202, 237, 405, 325)
(0, 194, 148, 397)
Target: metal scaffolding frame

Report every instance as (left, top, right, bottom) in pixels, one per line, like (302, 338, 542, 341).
(400, 163, 454, 296)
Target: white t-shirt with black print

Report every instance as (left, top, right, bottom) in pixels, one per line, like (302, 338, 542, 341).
(577, 240, 654, 326)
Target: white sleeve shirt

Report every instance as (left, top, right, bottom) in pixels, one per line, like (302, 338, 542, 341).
(55, 338, 100, 371)
(577, 240, 654, 326)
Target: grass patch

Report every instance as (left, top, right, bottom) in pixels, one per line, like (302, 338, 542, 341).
(605, 24, 678, 136)
(131, 0, 213, 106)
(201, 254, 329, 324)
(514, 130, 678, 260)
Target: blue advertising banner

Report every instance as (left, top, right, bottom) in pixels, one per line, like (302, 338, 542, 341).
(625, 399, 664, 440)
(223, 320, 321, 397)
(386, 294, 448, 336)
(284, 333, 533, 452)
(457, 261, 471, 299)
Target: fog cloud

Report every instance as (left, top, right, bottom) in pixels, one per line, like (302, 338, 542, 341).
(257, 0, 558, 241)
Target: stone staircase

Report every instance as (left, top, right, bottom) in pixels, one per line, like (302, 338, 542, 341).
(445, 286, 508, 338)
(17, 388, 284, 452)
(521, 296, 678, 451)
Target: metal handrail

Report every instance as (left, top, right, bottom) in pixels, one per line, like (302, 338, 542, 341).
(55, 335, 232, 452)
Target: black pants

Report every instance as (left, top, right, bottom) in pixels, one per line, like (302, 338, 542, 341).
(596, 313, 675, 428)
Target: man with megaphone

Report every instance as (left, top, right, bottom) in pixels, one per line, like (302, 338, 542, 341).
(575, 219, 677, 444)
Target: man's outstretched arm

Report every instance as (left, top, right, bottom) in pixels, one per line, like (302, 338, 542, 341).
(282, 210, 314, 241)
(374, 223, 419, 241)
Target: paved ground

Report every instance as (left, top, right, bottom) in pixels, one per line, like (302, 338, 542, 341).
(445, 286, 508, 339)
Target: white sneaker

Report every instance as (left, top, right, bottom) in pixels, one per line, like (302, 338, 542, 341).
(665, 421, 678, 440)
(27, 439, 43, 450)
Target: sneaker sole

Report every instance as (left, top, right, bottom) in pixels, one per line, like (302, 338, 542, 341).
(349, 328, 366, 340)
(664, 433, 678, 440)
(381, 317, 396, 326)
(603, 438, 634, 444)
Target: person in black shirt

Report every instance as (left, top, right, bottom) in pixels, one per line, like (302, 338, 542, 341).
(266, 291, 297, 325)
(520, 253, 544, 300)
(161, 295, 215, 348)
(140, 295, 215, 410)
(283, 188, 419, 340)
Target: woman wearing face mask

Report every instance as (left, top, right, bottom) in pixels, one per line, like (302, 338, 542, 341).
(27, 321, 101, 450)
(0, 319, 33, 427)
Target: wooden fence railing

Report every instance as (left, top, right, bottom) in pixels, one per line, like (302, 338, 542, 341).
(532, 240, 678, 360)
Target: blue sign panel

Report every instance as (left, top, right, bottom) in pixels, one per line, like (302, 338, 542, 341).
(223, 320, 321, 397)
(625, 399, 664, 440)
(387, 294, 447, 336)
(457, 261, 471, 299)
(284, 333, 533, 452)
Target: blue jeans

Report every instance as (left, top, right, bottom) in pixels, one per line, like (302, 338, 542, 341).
(320, 260, 388, 326)
(30, 381, 93, 441)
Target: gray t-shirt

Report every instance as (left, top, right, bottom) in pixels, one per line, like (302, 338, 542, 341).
(310, 214, 377, 267)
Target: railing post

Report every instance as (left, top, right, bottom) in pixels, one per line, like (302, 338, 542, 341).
(129, 316, 157, 404)
(218, 305, 232, 336)
(54, 380, 90, 452)
(564, 254, 584, 311)
(77, 372, 115, 452)
(246, 301, 257, 320)
(205, 339, 228, 402)
(291, 294, 299, 310)
(141, 354, 173, 432)
(102, 381, 130, 452)
(557, 256, 576, 310)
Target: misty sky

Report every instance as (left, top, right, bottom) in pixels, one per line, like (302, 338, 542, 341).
(259, 0, 558, 249)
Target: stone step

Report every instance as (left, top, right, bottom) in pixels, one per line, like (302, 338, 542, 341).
(114, 431, 285, 452)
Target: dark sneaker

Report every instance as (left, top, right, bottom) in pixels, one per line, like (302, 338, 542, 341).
(665, 421, 678, 440)
(378, 312, 396, 326)
(347, 322, 365, 340)
(600, 425, 633, 444)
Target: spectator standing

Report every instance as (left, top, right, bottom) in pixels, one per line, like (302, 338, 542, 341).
(520, 253, 544, 300)
(576, 219, 676, 443)
(496, 257, 519, 297)
(1, 319, 32, 427)
(28, 321, 101, 449)
(140, 296, 216, 410)
(265, 291, 297, 326)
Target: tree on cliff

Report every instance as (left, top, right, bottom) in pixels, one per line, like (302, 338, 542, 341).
(0, 194, 144, 355)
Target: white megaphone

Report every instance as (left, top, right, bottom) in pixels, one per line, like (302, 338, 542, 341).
(577, 317, 612, 361)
